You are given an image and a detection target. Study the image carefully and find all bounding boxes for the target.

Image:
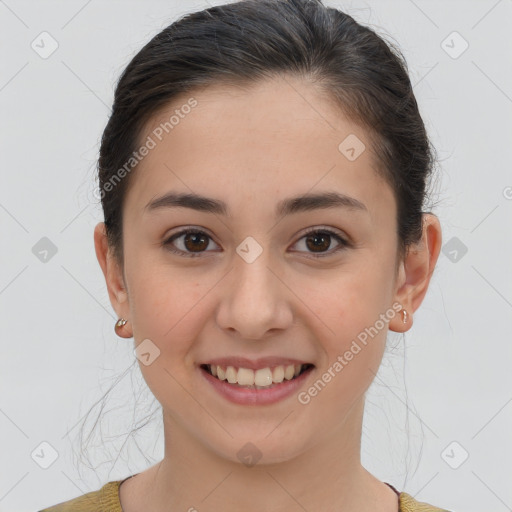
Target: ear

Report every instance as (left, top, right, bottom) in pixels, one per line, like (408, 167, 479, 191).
(94, 222, 132, 336)
(389, 213, 442, 333)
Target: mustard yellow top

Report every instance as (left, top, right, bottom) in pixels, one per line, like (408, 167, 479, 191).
(39, 478, 451, 512)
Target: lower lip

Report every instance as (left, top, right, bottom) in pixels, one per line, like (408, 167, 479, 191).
(199, 366, 314, 405)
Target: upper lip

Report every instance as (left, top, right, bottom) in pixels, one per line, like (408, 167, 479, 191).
(200, 357, 314, 370)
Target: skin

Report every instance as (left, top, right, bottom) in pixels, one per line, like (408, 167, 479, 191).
(94, 74, 442, 512)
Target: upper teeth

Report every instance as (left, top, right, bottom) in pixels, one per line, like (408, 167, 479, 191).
(210, 364, 303, 387)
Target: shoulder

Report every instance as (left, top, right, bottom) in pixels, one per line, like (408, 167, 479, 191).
(400, 491, 452, 512)
(38, 480, 123, 512)
(39, 480, 453, 512)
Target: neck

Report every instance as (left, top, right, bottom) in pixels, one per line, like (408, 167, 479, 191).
(121, 398, 398, 512)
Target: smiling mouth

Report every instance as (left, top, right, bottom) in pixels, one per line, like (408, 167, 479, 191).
(200, 363, 314, 389)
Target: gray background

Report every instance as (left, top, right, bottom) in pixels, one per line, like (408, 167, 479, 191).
(1, 0, 511, 511)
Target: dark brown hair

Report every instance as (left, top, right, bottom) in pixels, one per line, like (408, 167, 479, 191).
(97, 0, 438, 269)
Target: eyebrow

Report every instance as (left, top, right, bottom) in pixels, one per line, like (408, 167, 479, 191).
(144, 191, 368, 218)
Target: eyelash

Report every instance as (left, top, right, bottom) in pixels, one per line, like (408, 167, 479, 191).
(162, 226, 350, 259)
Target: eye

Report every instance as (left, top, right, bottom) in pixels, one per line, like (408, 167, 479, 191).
(291, 227, 350, 258)
(163, 228, 219, 258)
(163, 226, 350, 258)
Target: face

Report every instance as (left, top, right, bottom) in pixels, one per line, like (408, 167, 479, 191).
(104, 75, 407, 464)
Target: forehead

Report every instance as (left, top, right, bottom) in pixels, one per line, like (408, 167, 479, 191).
(123, 75, 394, 224)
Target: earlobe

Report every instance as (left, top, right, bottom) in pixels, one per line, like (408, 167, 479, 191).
(93, 222, 130, 317)
(389, 213, 442, 333)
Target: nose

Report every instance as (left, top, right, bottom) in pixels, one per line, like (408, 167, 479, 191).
(215, 247, 293, 341)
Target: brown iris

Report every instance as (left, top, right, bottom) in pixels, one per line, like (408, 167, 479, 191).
(305, 232, 331, 253)
(183, 232, 209, 252)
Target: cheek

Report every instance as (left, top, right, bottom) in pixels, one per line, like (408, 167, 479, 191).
(127, 272, 208, 408)
(304, 324, 388, 424)
(305, 261, 391, 382)
(126, 265, 209, 369)
(304, 266, 389, 336)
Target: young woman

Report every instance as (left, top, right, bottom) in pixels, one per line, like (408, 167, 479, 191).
(40, 0, 448, 510)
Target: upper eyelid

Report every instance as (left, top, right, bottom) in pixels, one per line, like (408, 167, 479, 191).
(166, 228, 219, 246)
(166, 225, 347, 242)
